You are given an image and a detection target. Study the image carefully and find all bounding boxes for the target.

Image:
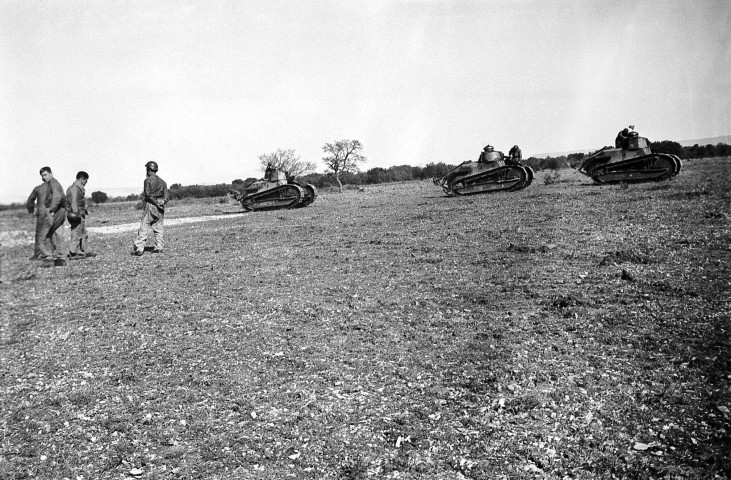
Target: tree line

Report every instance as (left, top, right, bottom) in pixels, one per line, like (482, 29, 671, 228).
(1, 140, 728, 210)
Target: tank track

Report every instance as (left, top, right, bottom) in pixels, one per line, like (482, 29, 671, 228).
(451, 165, 532, 195)
(590, 153, 682, 184)
(239, 184, 305, 211)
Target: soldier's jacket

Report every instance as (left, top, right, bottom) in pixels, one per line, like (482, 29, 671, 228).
(44, 178, 66, 214)
(66, 180, 86, 216)
(26, 183, 48, 215)
(142, 173, 169, 217)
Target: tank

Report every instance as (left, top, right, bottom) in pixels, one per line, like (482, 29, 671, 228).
(228, 167, 317, 211)
(574, 131, 681, 184)
(433, 149, 534, 196)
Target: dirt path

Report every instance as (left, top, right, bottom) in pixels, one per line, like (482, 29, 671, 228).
(87, 212, 247, 234)
(0, 213, 248, 247)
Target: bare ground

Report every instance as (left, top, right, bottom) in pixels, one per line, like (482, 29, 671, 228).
(0, 160, 729, 479)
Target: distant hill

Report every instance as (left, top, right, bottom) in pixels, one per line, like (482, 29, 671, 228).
(531, 134, 731, 158)
(678, 135, 731, 147)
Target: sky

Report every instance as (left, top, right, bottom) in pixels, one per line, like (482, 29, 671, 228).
(1, 0, 729, 203)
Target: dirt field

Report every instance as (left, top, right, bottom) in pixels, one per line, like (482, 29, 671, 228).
(1, 160, 729, 479)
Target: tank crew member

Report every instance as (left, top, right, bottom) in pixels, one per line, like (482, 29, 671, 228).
(26, 182, 50, 260)
(615, 128, 630, 149)
(265, 162, 275, 181)
(66, 171, 93, 258)
(478, 145, 495, 163)
(132, 161, 169, 256)
(39, 167, 69, 266)
(508, 145, 522, 165)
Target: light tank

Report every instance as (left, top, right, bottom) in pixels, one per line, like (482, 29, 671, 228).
(573, 129, 681, 183)
(228, 167, 317, 211)
(433, 149, 534, 196)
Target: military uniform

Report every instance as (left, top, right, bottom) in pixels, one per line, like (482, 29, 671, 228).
(615, 129, 629, 149)
(40, 178, 68, 261)
(66, 179, 88, 256)
(133, 171, 169, 254)
(26, 183, 49, 259)
(508, 145, 522, 161)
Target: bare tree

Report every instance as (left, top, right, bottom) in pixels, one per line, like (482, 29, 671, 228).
(258, 148, 317, 178)
(322, 139, 366, 192)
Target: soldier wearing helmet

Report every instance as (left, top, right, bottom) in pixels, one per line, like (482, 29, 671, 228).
(615, 128, 630, 149)
(508, 145, 522, 165)
(66, 171, 93, 258)
(132, 161, 169, 256)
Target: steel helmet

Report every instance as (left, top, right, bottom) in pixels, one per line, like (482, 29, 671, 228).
(67, 211, 81, 222)
(145, 161, 159, 172)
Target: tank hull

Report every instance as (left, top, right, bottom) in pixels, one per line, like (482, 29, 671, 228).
(228, 178, 317, 211)
(240, 184, 305, 211)
(587, 153, 681, 184)
(434, 160, 533, 196)
(576, 134, 682, 184)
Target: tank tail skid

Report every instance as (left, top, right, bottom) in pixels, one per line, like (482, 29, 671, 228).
(590, 154, 682, 184)
(452, 165, 532, 195)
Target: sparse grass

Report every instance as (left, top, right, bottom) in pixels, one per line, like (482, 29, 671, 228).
(0, 160, 729, 479)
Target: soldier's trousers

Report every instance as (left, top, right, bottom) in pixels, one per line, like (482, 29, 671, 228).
(134, 208, 164, 252)
(33, 214, 50, 258)
(68, 217, 88, 255)
(39, 209, 68, 260)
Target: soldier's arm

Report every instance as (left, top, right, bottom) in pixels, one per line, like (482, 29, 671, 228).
(68, 187, 79, 213)
(26, 188, 38, 214)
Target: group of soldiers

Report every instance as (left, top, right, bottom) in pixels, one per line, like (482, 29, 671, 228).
(26, 167, 92, 266)
(26, 161, 169, 267)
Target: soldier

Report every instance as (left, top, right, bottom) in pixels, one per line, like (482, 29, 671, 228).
(508, 145, 522, 164)
(39, 167, 68, 267)
(615, 128, 630, 149)
(66, 171, 93, 259)
(26, 182, 49, 260)
(132, 161, 169, 256)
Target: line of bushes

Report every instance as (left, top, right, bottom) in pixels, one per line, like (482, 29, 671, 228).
(1, 143, 728, 210)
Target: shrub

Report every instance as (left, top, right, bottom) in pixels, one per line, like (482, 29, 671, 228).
(544, 170, 561, 185)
